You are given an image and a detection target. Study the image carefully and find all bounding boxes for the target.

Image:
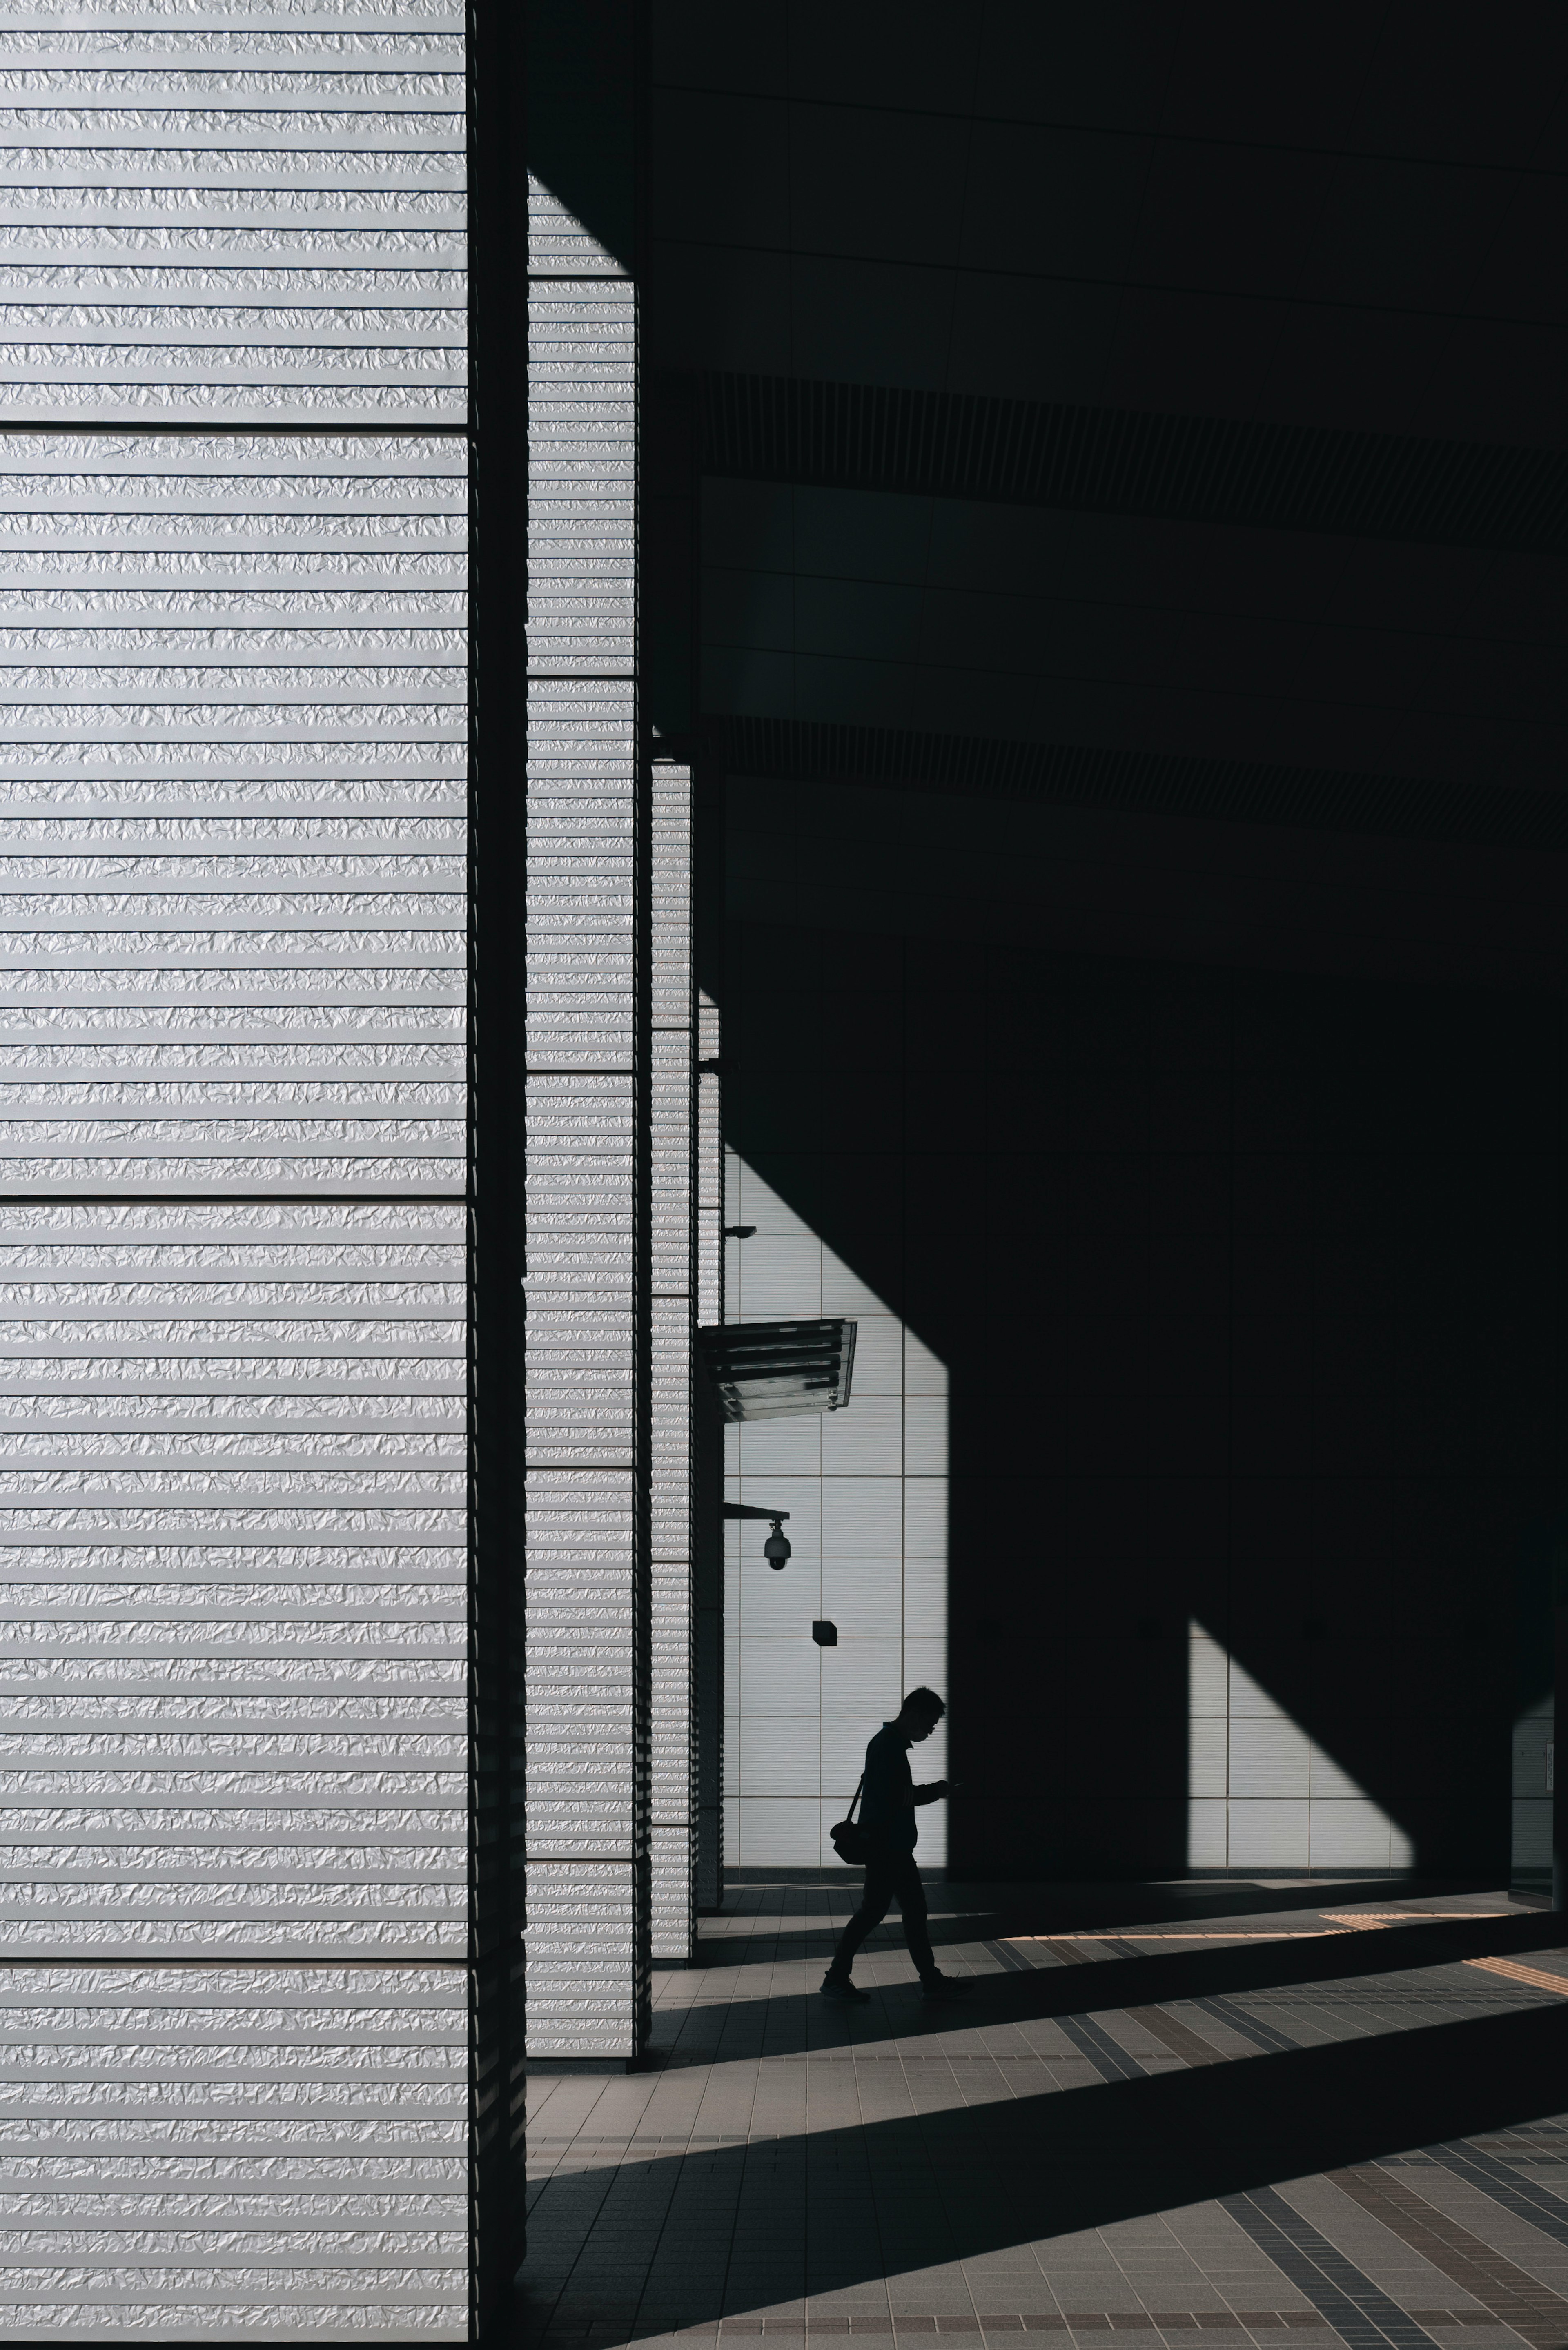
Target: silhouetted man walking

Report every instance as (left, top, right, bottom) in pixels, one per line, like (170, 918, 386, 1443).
(822, 1686, 973, 2003)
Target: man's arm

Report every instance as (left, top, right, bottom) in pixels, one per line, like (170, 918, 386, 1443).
(911, 1781, 948, 1806)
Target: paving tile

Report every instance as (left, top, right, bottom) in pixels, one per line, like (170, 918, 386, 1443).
(519, 1884, 1568, 2350)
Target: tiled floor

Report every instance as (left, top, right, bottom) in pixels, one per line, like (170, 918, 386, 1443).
(519, 1882, 1568, 2350)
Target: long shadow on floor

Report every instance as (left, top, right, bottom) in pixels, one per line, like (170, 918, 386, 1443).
(523, 2002, 1568, 2339)
(660, 1910, 1568, 2061)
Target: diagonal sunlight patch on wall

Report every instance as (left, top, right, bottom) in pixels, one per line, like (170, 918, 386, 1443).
(1188, 1620, 1413, 1871)
(722, 1152, 949, 1869)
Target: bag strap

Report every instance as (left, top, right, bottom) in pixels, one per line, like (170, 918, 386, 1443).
(846, 1773, 865, 1823)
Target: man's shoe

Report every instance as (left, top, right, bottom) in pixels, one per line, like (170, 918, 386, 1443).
(821, 1974, 871, 2003)
(920, 1971, 974, 2000)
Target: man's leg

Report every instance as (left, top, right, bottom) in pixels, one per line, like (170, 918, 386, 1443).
(889, 1855, 936, 1976)
(891, 1858, 973, 1996)
(824, 1860, 894, 1984)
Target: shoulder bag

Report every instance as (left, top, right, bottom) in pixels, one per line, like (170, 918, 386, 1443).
(829, 1775, 875, 1866)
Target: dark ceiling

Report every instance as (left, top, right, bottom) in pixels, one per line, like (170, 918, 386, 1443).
(637, 0, 1568, 984)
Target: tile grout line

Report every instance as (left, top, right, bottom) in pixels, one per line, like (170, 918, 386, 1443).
(1329, 2164, 1568, 2347)
(994, 1960, 1451, 2350)
(529, 1905, 1568, 2349)
(1222, 2188, 1446, 2350)
(1189, 1996, 1302, 2056)
(1419, 2143, 1568, 2247)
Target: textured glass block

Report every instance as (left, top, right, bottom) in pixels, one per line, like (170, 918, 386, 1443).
(0, 16, 467, 430)
(0, 434, 468, 1195)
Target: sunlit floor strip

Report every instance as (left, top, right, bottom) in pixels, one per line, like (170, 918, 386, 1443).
(1464, 1955, 1568, 1994)
(1320, 1913, 1511, 1925)
(1005, 1915, 1514, 1946)
(1004, 1931, 1334, 1942)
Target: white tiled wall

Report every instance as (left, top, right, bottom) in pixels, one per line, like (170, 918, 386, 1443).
(724, 1153, 948, 1867)
(1187, 1625, 1413, 1869)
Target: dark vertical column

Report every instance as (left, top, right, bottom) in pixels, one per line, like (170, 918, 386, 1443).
(469, 0, 529, 2322)
(643, 370, 700, 750)
(1555, 1589, 1567, 1910)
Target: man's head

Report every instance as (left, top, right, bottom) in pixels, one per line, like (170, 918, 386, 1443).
(898, 1686, 946, 1742)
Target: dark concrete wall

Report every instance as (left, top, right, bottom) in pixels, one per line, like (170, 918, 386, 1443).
(642, 0, 1568, 1876)
(722, 884, 1564, 1877)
